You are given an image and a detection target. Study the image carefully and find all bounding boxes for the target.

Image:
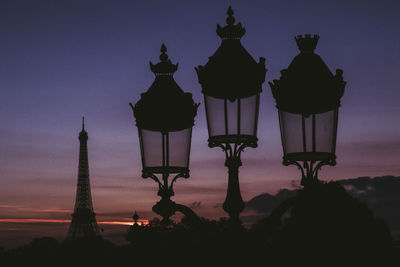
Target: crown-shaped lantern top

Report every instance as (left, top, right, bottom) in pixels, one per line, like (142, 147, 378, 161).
(269, 34, 346, 115)
(150, 44, 178, 75)
(295, 34, 319, 53)
(216, 6, 246, 39)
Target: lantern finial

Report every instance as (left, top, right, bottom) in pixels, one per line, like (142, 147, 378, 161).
(150, 43, 178, 75)
(295, 34, 319, 53)
(160, 43, 168, 62)
(217, 6, 246, 39)
(226, 6, 235, 25)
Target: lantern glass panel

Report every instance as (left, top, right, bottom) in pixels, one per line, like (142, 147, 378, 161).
(239, 94, 258, 136)
(226, 98, 238, 135)
(279, 109, 337, 161)
(205, 94, 259, 141)
(168, 128, 192, 169)
(315, 110, 336, 153)
(140, 129, 163, 168)
(279, 111, 303, 154)
(140, 128, 192, 173)
(204, 96, 225, 137)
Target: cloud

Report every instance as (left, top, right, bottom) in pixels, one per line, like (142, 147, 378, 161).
(93, 184, 135, 190)
(174, 184, 226, 195)
(188, 201, 201, 209)
(337, 139, 400, 166)
(0, 205, 71, 220)
(213, 203, 223, 209)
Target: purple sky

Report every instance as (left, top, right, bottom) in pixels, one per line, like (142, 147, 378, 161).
(1, 0, 400, 247)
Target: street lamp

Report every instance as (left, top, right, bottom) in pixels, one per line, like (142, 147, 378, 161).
(130, 44, 199, 224)
(195, 7, 267, 224)
(269, 34, 346, 186)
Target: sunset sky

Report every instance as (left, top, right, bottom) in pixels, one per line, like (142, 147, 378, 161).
(1, 0, 400, 248)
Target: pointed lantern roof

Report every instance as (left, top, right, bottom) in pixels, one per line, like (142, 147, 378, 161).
(132, 44, 199, 132)
(195, 6, 267, 101)
(269, 34, 346, 115)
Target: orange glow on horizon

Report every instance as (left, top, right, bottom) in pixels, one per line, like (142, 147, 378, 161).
(0, 218, 149, 226)
(99, 220, 149, 226)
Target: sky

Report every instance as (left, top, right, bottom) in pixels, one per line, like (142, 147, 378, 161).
(1, 0, 400, 247)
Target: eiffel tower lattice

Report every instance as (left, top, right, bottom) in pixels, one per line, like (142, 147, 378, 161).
(66, 117, 101, 241)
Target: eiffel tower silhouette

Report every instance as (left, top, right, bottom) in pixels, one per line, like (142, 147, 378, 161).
(66, 117, 101, 241)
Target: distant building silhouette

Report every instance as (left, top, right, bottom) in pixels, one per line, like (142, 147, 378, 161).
(66, 118, 101, 241)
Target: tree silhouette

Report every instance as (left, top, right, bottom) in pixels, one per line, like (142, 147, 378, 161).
(3, 182, 399, 266)
(251, 181, 397, 265)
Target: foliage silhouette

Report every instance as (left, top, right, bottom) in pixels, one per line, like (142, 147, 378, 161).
(2, 182, 399, 266)
(250, 180, 398, 266)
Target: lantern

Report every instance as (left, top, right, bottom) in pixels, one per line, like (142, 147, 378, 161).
(131, 44, 199, 223)
(269, 34, 346, 186)
(196, 7, 266, 223)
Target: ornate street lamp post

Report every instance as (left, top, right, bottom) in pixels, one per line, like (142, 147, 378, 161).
(130, 44, 200, 225)
(269, 34, 346, 187)
(196, 7, 267, 224)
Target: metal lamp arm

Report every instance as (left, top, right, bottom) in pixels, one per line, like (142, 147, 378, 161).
(170, 172, 190, 193)
(173, 203, 201, 224)
(284, 159, 306, 180)
(312, 161, 325, 178)
(142, 172, 163, 189)
(235, 143, 247, 158)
